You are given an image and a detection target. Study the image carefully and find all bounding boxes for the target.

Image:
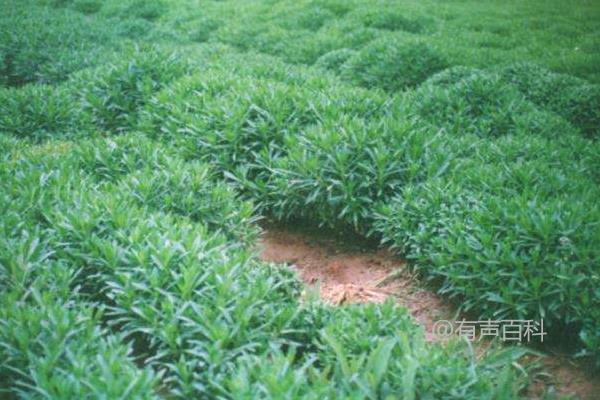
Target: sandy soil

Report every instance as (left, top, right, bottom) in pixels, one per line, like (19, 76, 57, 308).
(258, 224, 599, 400)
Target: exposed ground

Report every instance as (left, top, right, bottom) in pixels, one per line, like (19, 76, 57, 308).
(258, 224, 600, 400)
(259, 225, 453, 341)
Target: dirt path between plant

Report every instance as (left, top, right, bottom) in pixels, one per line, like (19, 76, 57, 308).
(258, 224, 599, 400)
(258, 225, 453, 342)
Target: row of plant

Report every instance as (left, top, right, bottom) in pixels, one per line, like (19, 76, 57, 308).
(132, 51, 599, 365)
(37, 0, 600, 89)
(0, 0, 116, 87)
(2, 43, 598, 369)
(2, 1, 599, 395)
(0, 134, 529, 397)
(378, 69, 599, 364)
(158, 0, 600, 83)
(0, 0, 184, 89)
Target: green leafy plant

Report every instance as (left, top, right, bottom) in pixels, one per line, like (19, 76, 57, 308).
(359, 9, 432, 33)
(342, 37, 448, 91)
(373, 132, 600, 367)
(0, 83, 86, 141)
(72, 0, 102, 14)
(500, 63, 600, 138)
(314, 48, 357, 74)
(0, 0, 115, 86)
(412, 69, 576, 138)
(78, 47, 189, 133)
(101, 0, 167, 21)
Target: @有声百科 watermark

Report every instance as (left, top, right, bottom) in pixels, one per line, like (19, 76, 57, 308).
(431, 319, 547, 342)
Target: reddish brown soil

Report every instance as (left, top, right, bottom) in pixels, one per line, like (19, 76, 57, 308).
(525, 354, 600, 399)
(258, 224, 599, 400)
(259, 226, 453, 342)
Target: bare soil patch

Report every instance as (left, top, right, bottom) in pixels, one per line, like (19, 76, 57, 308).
(258, 225, 453, 342)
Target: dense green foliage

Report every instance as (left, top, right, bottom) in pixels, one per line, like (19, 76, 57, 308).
(0, 2, 116, 86)
(1, 0, 599, 397)
(0, 135, 530, 398)
(78, 47, 190, 133)
(500, 63, 600, 138)
(341, 38, 448, 91)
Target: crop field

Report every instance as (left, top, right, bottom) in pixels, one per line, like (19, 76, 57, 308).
(1, 0, 599, 398)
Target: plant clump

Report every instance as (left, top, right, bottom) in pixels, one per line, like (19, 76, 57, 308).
(341, 38, 448, 91)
